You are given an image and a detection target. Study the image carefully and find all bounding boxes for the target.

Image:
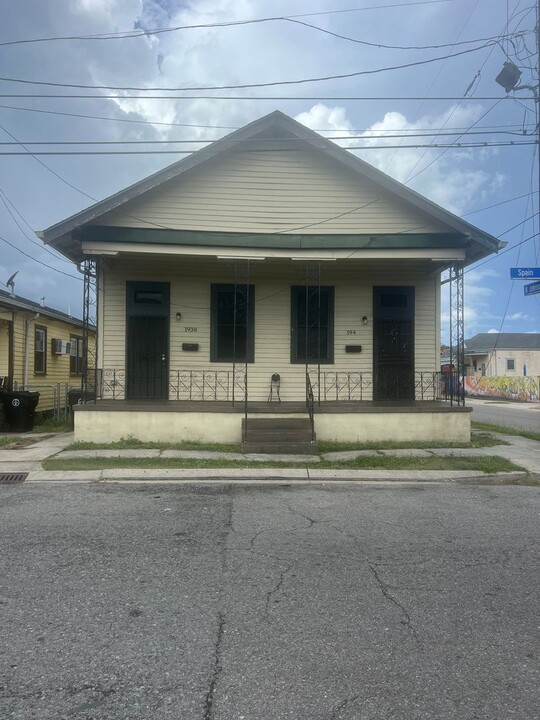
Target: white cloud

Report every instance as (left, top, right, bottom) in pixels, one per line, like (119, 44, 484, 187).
(487, 328, 499, 333)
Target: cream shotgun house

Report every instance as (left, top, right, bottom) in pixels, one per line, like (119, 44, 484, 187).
(39, 111, 503, 446)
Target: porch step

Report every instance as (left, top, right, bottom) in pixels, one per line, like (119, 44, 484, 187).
(242, 418, 317, 455)
(243, 442, 318, 455)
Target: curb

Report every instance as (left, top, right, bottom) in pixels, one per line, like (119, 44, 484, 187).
(23, 469, 530, 485)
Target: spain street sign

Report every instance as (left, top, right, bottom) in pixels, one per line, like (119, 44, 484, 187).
(524, 280, 540, 296)
(510, 267, 540, 279)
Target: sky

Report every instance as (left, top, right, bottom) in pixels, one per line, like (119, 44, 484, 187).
(0, 0, 538, 340)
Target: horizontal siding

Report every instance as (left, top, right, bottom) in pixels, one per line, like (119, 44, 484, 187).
(97, 145, 449, 236)
(2, 310, 96, 412)
(102, 256, 438, 402)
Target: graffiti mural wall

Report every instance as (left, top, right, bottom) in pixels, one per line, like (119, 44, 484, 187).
(465, 376, 540, 403)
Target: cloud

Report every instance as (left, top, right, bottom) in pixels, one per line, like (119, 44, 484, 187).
(487, 328, 499, 333)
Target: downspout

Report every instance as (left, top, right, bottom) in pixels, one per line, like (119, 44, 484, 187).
(23, 312, 40, 389)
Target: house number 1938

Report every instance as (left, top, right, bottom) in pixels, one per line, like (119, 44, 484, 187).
(346, 329, 357, 335)
(184, 327, 198, 332)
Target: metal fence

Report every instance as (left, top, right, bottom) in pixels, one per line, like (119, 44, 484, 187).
(13, 382, 81, 421)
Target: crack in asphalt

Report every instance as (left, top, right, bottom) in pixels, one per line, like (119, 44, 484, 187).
(264, 560, 292, 622)
(203, 612, 225, 720)
(285, 502, 318, 527)
(367, 563, 420, 643)
(329, 693, 360, 719)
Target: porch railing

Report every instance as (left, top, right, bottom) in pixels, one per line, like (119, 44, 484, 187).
(97, 368, 463, 404)
(309, 370, 462, 403)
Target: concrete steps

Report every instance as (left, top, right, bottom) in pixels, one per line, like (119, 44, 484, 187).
(242, 418, 318, 455)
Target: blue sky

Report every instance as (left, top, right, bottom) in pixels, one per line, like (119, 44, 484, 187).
(0, 0, 538, 338)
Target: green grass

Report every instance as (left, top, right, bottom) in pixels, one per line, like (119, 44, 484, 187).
(34, 417, 73, 433)
(472, 421, 540, 443)
(68, 437, 241, 452)
(43, 455, 522, 474)
(0, 436, 15, 447)
(319, 432, 503, 451)
(66, 432, 501, 453)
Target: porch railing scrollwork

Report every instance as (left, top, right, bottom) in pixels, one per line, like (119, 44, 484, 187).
(97, 368, 462, 404)
(169, 370, 232, 401)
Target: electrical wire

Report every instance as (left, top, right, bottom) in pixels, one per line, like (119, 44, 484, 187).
(0, 106, 533, 135)
(0, 232, 82, 281)
(0, 141, 533, 155)
(0, 94, 524, 100)
(0, 187, 74, 265)
(286, 18, 524, 51)
(0, 129, 532, 145)
(0, 1, 457, 48)
(0, 41, 508, 92)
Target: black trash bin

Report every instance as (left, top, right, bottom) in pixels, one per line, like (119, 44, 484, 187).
(1, 391, 40, 432)
(67, 389, 95, 408)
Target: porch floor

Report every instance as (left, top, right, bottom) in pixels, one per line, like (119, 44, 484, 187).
(75, 400, 470, 414)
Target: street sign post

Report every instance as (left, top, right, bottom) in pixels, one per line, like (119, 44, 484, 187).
(510, 267, 540, 279)
(524, 280, 540, 296)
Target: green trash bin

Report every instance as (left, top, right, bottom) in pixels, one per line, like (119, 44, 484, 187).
(1, 391, 40, 432)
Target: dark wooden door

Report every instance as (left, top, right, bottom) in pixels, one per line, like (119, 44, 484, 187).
(126, 282, 169, 400)
(126, 316, 169, 399)
(373, 287, 415, 401)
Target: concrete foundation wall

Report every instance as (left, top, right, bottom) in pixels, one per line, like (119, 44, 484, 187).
(74, 409, 471, 444)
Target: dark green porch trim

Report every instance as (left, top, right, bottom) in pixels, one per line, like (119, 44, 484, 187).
(79, 225, 468, 251)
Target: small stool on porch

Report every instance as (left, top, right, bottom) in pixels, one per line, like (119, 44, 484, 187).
(267, 373, 281, 402)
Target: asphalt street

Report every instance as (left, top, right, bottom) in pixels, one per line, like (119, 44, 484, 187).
(1, 482, 539, 720)
(468, 397, 540, 432)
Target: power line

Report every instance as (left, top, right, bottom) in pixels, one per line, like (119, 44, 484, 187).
(0, 187, 73, 265)
(0, 232, 82, 281)
(0, 129, 533, 145)
(462, 190, 539, 215)
(0, 1, 455, 48)
(0, 103, 533, 131)
(0, 94, 526, 100)
(0, 42, 507, 92)
(287, 18, 525, 51)
(0, 141, 533, 156)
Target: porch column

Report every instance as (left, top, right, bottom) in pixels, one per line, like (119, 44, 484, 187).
(449, 262, 465, 406)
(80, 257, 99, 403)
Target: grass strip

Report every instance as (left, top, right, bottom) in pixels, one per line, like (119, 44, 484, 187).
(472, 422, 540, 443)
(66, 432, 502, 453)
(43, 455, 522, 474)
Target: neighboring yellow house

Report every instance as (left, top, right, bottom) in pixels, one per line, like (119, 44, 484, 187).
(0, 288, 95, 415)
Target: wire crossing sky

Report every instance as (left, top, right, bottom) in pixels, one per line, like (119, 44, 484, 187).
(0, 0, 537, 336)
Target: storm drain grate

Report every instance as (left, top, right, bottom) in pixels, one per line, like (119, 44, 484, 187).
(0, 473, 28, 484)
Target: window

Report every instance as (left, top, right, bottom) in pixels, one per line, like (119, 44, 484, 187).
(70, 335, 83, 375)
(291, 286, 334, 363)
(34, 326, 47, 375)
(506, 358, 515, 371)
(210, 284, 255, 362)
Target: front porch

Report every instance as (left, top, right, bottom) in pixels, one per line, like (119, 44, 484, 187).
(74, 396, 471, 445)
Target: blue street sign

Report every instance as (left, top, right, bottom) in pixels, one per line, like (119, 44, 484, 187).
(510, 267, 540, 279)
(524, 280, 540, 296)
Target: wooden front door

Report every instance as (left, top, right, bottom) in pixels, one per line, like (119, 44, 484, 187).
(126, 282, 170, 400)
(373, 287, 415, 401)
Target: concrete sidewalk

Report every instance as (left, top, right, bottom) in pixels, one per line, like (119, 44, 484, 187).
(0, 430, 537, 483)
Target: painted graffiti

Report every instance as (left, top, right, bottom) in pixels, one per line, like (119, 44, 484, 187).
(465, 376, 540, 403)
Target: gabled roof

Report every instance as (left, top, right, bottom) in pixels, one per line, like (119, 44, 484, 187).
(0, 288, 90, 329)
(464, 333, 540, 352)
(39, 110, 504, 264)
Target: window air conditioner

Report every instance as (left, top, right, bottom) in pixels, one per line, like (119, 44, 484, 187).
(52, 339, 72, 355)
